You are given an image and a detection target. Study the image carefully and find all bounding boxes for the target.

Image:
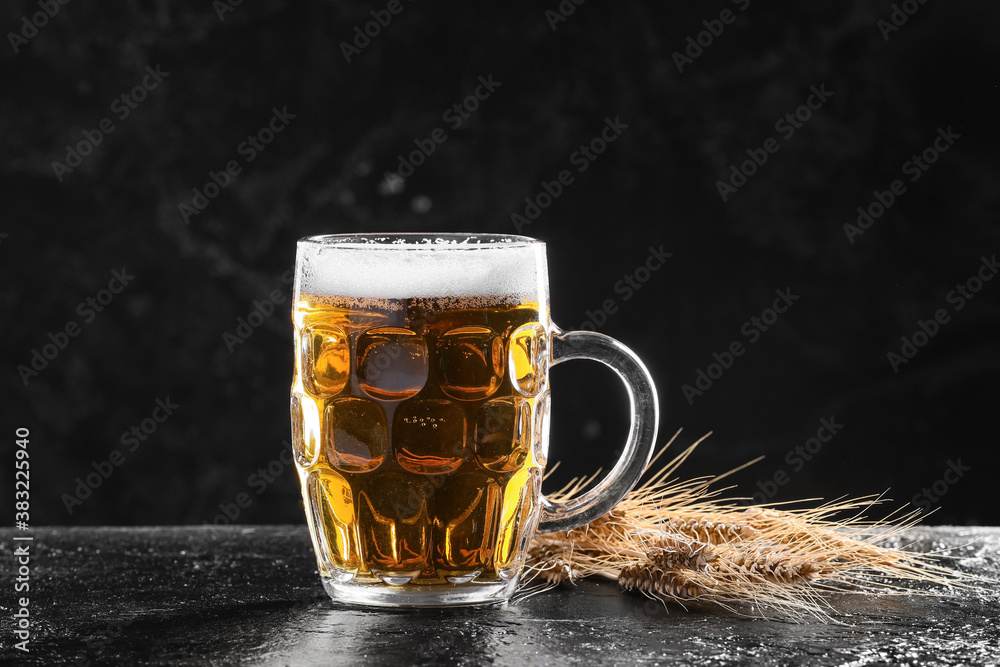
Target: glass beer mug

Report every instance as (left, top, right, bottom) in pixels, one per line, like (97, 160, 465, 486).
(290, 233, 658, 607)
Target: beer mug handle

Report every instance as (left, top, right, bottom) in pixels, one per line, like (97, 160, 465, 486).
(537, 328, 660, 533)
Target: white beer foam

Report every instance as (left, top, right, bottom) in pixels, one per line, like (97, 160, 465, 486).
(296, 236, 547, 301)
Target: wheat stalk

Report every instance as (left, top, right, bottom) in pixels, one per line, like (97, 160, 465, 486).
(645, 535, 717, 571)
(658, 514, 761, 544)
(522, 429, 988, 620)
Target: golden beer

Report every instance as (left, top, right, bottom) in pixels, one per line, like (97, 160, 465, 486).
(291, 291, 551, 587)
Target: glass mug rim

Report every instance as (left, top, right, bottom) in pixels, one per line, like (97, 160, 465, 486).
(297, 232, 543, 250)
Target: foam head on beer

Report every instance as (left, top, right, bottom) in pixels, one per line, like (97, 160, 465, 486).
(294, 234, 548, 305)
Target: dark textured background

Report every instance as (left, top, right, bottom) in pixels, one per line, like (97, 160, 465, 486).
(1, 0, 998, 526)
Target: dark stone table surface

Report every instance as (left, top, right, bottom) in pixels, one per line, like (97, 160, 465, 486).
(1, 526, 998, 666)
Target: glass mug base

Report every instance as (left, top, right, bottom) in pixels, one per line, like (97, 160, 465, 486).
(320, 573, 521, 608)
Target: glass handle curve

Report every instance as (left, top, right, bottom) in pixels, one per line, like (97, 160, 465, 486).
(537, 328, 660, 533)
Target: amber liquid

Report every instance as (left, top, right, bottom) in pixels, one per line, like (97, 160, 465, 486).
(292, 292, 550, 586)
